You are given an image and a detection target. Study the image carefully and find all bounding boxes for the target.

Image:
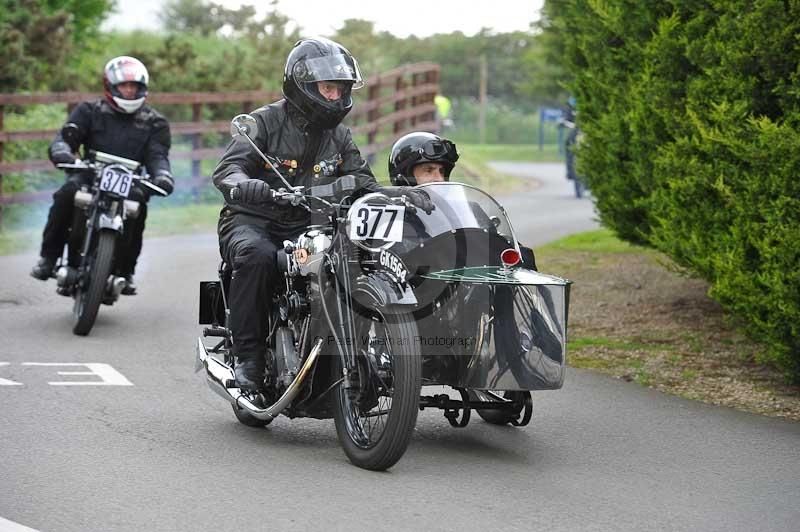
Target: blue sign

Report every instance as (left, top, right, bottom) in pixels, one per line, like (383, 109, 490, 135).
(538, 107, 566, 151)
(540, 107, 564, 122)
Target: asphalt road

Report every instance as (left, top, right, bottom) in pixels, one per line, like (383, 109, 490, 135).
(1, 164, 798, 532)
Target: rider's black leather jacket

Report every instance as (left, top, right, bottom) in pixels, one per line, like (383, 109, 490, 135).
(49, 99, 172, 182)
(213, 99, 379, 232)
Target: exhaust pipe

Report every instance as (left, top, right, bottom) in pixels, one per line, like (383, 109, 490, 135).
(195, 337, 323, 421)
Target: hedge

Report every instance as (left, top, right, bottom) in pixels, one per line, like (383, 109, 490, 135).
(544, 0, 800, 377)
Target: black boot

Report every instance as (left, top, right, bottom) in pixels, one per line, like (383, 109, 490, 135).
(234, 357, 266, 391)
(31, 256, 57, 281)
(120, 275, 137, 296)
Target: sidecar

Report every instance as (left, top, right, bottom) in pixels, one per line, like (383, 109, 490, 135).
(373, 182, 571, 426)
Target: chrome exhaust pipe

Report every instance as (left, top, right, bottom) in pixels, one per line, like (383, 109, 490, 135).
(195, 337, 323, 421)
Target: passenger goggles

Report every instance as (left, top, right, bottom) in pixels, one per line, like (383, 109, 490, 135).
(422, 139, 458, 162)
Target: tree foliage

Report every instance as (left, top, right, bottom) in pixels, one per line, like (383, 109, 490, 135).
(0, 0, 112, 92)
(544, 0, 800, 377)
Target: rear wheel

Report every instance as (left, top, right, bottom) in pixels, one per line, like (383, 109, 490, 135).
(73, 230, 115, 336)
(332, 309, 421, 471)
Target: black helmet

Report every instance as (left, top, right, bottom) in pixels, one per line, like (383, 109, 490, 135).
(282, 38, 363, 129)
(388, 132, 459, 186)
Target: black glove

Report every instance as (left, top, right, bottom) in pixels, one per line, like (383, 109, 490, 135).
(152, 173, 174, 196)
(398, 187, 435, 215)
(51, 149, 76, 166)
(232, 179, 272, 205)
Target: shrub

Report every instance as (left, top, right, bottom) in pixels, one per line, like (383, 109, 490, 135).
(544, 0, 800, 377)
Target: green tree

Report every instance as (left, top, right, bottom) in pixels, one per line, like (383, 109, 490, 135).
(544, 0, 800, 378)
(160, 0, 256, 36)
(0, 0, 112, 92)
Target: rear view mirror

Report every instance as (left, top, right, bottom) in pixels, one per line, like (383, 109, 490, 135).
(230, 114, 258, 141)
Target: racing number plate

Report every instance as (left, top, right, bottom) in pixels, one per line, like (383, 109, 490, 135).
(99, 166, 133, 198)
(348, 205, 405, 243)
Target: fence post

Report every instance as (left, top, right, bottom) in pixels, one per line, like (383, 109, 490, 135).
(426, 68, 438, 126)
(394, 76, 407, 135)
(479, 55, 487, 144)
(366, 83, 380, 165)
(192, 103, 202, 201)
(410, 72, 421, 127)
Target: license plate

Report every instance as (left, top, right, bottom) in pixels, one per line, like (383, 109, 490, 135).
(348, 204, 405, 243)
(99, 166, 133, 198)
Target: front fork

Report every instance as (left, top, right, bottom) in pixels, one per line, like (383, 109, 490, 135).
(327, 240, 359, 389)
(72, 199, 124, 291)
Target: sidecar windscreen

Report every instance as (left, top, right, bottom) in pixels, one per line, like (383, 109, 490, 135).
(385, 182, 518, 276)
(405, 182, 516, 247)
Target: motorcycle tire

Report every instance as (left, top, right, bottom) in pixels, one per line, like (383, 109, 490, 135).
(332, 309, 421, 471)
(73, 230, 115, 336)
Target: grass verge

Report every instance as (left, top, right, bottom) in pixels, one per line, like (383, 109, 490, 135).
(539, 228, 800, 421)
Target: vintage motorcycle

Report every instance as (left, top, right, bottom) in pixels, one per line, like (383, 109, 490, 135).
(196, 115, 571, 471)
(50, 124, 168, 335)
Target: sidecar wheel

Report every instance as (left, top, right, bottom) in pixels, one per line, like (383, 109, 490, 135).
(332, 309, 421, 471)
(473, 391, 531, 426)
(231, 403, 273, 427)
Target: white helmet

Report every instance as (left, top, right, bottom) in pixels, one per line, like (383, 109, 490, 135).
(103, 56, 149, 114)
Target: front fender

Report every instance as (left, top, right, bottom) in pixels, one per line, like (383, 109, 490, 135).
(97, 212, 124, 232)
(351, 271, 417, 308)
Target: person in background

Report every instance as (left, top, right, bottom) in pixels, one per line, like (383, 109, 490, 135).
(31, 56, 174, 295)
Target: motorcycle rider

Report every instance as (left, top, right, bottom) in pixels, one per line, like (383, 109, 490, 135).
(213, 37, 432, 390)
(388, 131, 537, 269)
(31, 56, 174, 295)
(560, 97, 587, 198)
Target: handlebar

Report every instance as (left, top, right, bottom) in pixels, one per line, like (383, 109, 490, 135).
(55, 159, 168, 197)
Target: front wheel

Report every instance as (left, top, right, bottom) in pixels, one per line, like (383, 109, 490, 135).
(332, 309, 421, 471)
(73, 230, 115, 336)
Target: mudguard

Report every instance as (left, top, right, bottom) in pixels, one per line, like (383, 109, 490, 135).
(97, 212, 124, 232)
(351, 271, 417, 309)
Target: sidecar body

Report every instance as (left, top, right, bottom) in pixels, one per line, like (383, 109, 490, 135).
(380, 182, 571, 392)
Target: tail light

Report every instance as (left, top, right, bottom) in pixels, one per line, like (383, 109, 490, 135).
(500, 248, 521, 267)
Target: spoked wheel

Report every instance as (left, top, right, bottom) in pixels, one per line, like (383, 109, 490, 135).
(332, 309, 421, 471)
(73, 230, 115, 336)
(471, 390, 533, 426)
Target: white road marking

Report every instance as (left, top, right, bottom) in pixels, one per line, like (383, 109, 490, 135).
(0, 362, 23, 386)
(21, 363, 133, 386)
(0, 516, 40, 531)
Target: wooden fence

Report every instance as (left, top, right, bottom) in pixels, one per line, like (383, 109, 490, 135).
(0, 62, 439, 216)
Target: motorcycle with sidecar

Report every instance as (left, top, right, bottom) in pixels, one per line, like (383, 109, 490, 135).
(196, 114, 571, 471)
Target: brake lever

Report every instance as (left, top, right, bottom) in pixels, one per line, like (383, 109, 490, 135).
(402, 198, 418, 215)
(56, 160, 91, 170)
(137, 177, 169, 197)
